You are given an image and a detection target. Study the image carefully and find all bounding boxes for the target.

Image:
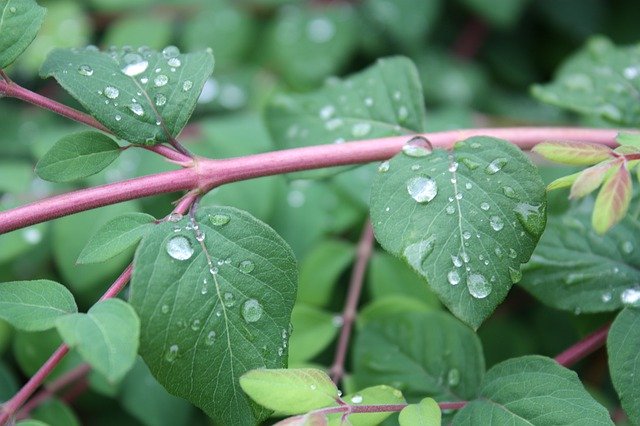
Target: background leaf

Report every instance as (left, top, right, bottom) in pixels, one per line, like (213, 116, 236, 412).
(592, 162, 632, 234)
(289, 304, 339, 364)
(532, 141, 612, 166)
(0, 0, 46, 68)
(399, 398, 441, 426)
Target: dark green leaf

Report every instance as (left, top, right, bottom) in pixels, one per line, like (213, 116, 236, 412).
(607, 308, 640, 423)
(35, 131, 121, 182)
(0, 280, 77, 331)
(16, 421, 49, 426)
(0, 360, 18, 403)
(452, 356, 613, 425)
(457, 0, 529, 28)
(399, 398, 441, 426)
(0, 0, 46, 68)
(370, 136, 546, 329)
(129, 206, 297, 425)
(289, 304, 339, 364)
(31, 398, 80, 426)
(40, 46, 214, 145)
(77, 212, 155, 264)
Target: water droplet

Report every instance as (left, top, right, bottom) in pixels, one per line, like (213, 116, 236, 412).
(78, 65, 93, 76)
(128, 103, 144, 116)
(461, 252, 470, 263)
(22, 228, 42, 244)
(205, 331, 216, 346)
(621, 287, 640, 306)
(447, 368, 460, 386)
(351, 394, 363, 404)
(182, 80, 193, 91)
(448, 162, 459, 173)
(378, 161, 390, 172)
(485, 158, 507, 174)
(455, 193, 463, 200)
(502, 186, 517, 199)
(513, 203, 545, 236)
(509, 267, 522, 283)
(167, 212, 182, 222)
(351, 122, 371, 137)
(446, 205, 456, 215)
(494, 247, 503, 258)
(460, 157, 479, 170)
(325, 118, 343, 130)
(191, 319, 201, 331)
(480, 202, 490, 211)
(104, 86, 119, 99)
(402, 136, 433, 157)
(277, 347, 284, 356)
(223, 292, 236, 307)
(161, 304, 170, 314)
(411, 164, 421, 171)
(319, 105, 335, 120)
(490, 216, 504, 231)
(622, 241, 634, 254)
(601, 292, 612, 303)
(115, 114, 122, 121)
(165, 344, 179, 362)
(162, 45, 180, 59)
(166, 236, 194, 260)
(447, 270, 460, 285)
(210, 214, 230, 226)
(364, 97, 374, 107)
(624, 66, 640, 80)
(154, 93, 167, 107)
(406, 175, 438, 203)
(239, 260, 255, 274)
(195, 230, 205, 242)
(508, 248, 517, 259)
(121, 53, 148, 76)
(9, 6, 16, 13)
(241, 299, 263, 323)
(168, 57, 181, 67)
(452, 255, 462, 267)
(465, 182, 472, 190)
(404, 236, 436, 271)
(462, 231, 471, 240)
(467, 273, 491, 299)
(154, 74, 169, 87)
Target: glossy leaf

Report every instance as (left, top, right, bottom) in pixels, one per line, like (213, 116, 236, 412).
(298, 240, 354, 307)
(35, 131, 121, 182)
(40, 46, 214, 145)
(129, 206, 297, 425)
(370, 136, 546, 329)
(240, 368, 339, 415)
(55, 299, 139, 382)
(327, 385, 406, 426)
(607, 308, 640, 423)
(289, 304, 339, 364)
(592, 162, 632, 234)
(399, 398, 441, 426)
(0, 0, 46, 68)
(452, 356, 613, 425)
(0, 280, 77, 331)
(532, 141, 612, 166)
(569, 161, 612, 199)
(77, 212, 155, 264)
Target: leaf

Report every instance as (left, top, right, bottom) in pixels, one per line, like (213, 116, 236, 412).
(0, 0, 46, 68)
(275, 412, 328, 426)
(592, 162, 632, 234)
(353, 312, 484, 402)
(327, 385, 406, 426)
(357, 296, 434, 329)
(240, 368, 339, 415)
(616, 132, 640, 150)
(456, 0, 529, 28)
(289, 304, 339, 364)
(547, 171, 580, 191)
(129, 206, 297, 425)
(0, 280, 77, 331)
(569, 161, 612, 199)
(35, 131, 121, 182)
(452, 355, 613, 425)
(16, 421, 49, 426)
(370, 136, 546, 329)
(55, 299, 140, 382)
(399, 398, 441, 426)
(31, 398, 80, 426)
(532, 141, 612, 166)
(77, 212, 156, 264)
(607, 308, 640, 423)
(40, 46, 214, 145)
(531, 36, 640, 126)
(0, 161, 33, 193)
(0, 360, 18, 402)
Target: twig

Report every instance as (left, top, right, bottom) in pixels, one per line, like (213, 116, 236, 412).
(554, 323, 611, 368)
(330, 220, 375, 383)
(0, 70, 12, 84)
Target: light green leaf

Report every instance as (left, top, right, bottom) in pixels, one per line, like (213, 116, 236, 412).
(0, 280, 77, 331)
(399, 398, 441, 426)
(616, 132, 640, 149)
(452, 356, 613, 425)
(547, 171, 580, 191)
(532, 141, 612, 166)
(35, 131, 121, 182)
(370, 136, 546, 329)
(298, 240, 354, 307)
(532, 37, 640, 126)
(353, 312, 484, 402)
(240, 368, 339, 415)
(289, 304, 339, 363)
(40, 46, 214, 145)
(55, 298, 140, 382)
(608, 308, 640, 423)
(328, 385, 405, 426)
(129, 206, 297, 425)
(77, 212, 156, 264)
(0, 0, 46, 68)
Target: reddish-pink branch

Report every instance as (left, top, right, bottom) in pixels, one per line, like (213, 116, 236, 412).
(330, 220, 375, 383)
(554, 323, 611, 368)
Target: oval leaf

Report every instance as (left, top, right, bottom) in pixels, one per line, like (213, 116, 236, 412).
(35, 131, 121, 182)
(370, 136, 547, 329)
(532, 141, 612, 166)
(592, 162, 632, 234)
(0, 0, 46, 68)
(399, 398, 441, 426)
(569, 161, 612, 199)
(129, 206, 297, 425)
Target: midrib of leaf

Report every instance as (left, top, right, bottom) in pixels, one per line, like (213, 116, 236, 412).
(89, 314, 116, 370)
(126, 64, 173, 143)
(0, 2, 10, 32)
(479, 398, 535, 425)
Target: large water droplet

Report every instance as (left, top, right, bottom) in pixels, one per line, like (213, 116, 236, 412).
(165, 344, 179, 362)
(485, 158, 507, 175)
(155, 93, 167, 106)
(210, 214, 230, 226)
(402, 136, 433, 157)
(467, 273, 491, 299)
(239, 260, 255, 274)
(104, 86, 119, 99)
(447, 270, 460, 285)
(407, 176, 438, 203)
(128, 103, 144, 116)
(452, 255, 462, 267)
(378, 161, 390, 173)
(509, 267, 522, 283)
(242, 299, 263, 323)
(502, 186, 517, 199)
(166, 236, 194, 260)
(121, 53, 149, 76)
(447, 368, 460, 386)
(78, 65, 93, 76)
(182, 80, 193, 91)
(621, 287, 640, 306)
(490, 216, 504, 231)
(513, 203, 545, 236)
(404, 236, 436, 271)
(154, 74, 169, 87)
(162, 45, 180, 59)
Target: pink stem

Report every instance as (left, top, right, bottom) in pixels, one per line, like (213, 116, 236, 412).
(554, 323, 611, 368)
(330, 221, 375, 383)
(295, 400, 466, 419)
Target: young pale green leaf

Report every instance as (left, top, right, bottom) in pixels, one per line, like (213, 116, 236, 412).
(452, 356, 613, 425)
(532, 36, 640, 126)
(569, 161, 612, 199)
(370, 136, 546, 329)
(240, 368, 339, 415)
(592, 162, 632, 234)
(0, 0, 46, 68)
(289, 304, 339, 364)
(35, 131, 121, 182)
(327, 385, 405, 426)
(353, 312, 484, 402)
(129, 206, 297, 425)
(616, 133, 640, 150)
(399, 398, 441, 426)
(55, 298, 140, 382)
(522, 210, 640, 313)
(607, 308, 640, 423)
(547, 171, 580, 191)
(0, 280, 77, 331)
(40, 46, 214, 145)
(77, 212, 156, 264)
(532, 141, 612, 166)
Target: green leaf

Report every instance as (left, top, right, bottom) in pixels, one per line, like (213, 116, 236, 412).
(102, 16, 172, 50)
(0, 360, 18, 402)
(617, 132, 640, 149)
(0, 161, 33, 194)
(522, 210, 640, 312)
(547, 171, 580, 191)
(40, 46, 214, 145)
(353, 312, 484, 402)
(457, 0, 530, 28)
(240, 368, 339, 415)
(328, 385, 405, 426)
(35, 131, 121, 182)
(532, 141, 612, 166)
(298, 240, 354, 307)
(607, 308, 640, 423)
(452, 355, 613, 425)
(289, 304, 339, 364)
(77, 212, 156, 264)
(399, 398, 441, 426)
(55, 298, 140, 382)
(129, 206, 297, 425)
(0, 0, 46, 68)
(0, 280, 77, 331)
(31, 398, 80, 426)
(569, 162, 612, 199)
(593, 162, 632, 234)
(532, 37, 640, 126)
(370, 136, 546, 329)
(358, 296, 434, 329)
(16, 421, 50, 426)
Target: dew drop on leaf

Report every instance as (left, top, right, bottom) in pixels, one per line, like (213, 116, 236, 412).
(621, 287, 640, 307)
(210, 214, 230, 226)
(182, 80, 193, 91)
(168, 57, 182, 67)
(167, 213, 182, 222)
(513, 203, 545, 236)
(447, 368, 460, 386)
(460, 157, 479, 170)
(154, 74, 169, 87)
(351, 122, 371, 137)
(406, 176, 437, 203)
(508, 248, 517, 259)
(485, 158, 507, 174)
(480, 202, 490, 211)
(402, 136, 433, 157)
(241, 299, 263, 323)
(161, 304, 170, 314)
(446, 205, 455, 215)
(622, 241, 634, 254)
(205, 331, 216, 346)
(155, 93, 167, 106)
(239, 260, 255, 274)
(166, 236, 194, 260)
(115, 114, 122, 121)
(451, 255, 462, 267)
(223, 292, 236, 307)
(403, 236, 436, 271)
(467, 273, 491, 299)
(104, 86, 119, 99)
(121, 53, 149, 76)
(502, 186, 517, 199)
(351, 394, 363, 404)
(509, 267, 522, 284)
(378, 161, 390, 173)
(165, 344, 179, 362)
(128, 103, 144, 117)
(78, 65, 93, 76)
(447, 270, 460, 285)
(601, 292, 612, 303)
(490, 216, 504, 231)
(191, 319, 201, 331)
(162, 45, 180, 59)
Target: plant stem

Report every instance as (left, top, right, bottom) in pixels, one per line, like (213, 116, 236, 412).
(0, 70, 12, 84)
(554, 323, 611, 368)
(330, 220, 375, 383)
(0, 127, 621, 235)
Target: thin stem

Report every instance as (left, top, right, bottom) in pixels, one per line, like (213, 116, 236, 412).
(554, 323, 611, 368)
(330, 220, 375, 383)
(0, 69, 12, 84)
